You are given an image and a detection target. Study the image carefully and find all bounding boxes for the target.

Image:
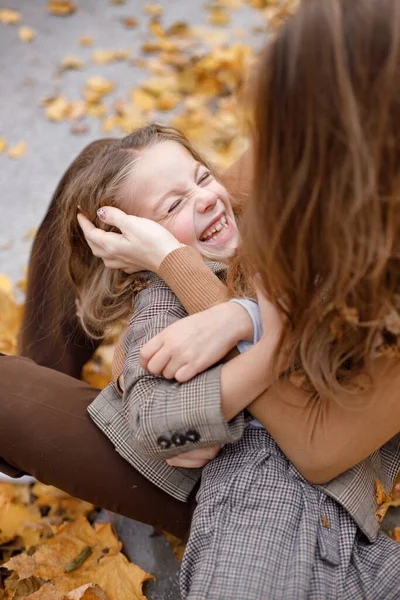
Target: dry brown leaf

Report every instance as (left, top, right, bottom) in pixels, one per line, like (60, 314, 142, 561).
(110, 0, 126, 4)
(0, 137, 6, 153)
(82, 345, 114, 389)
(70, 123, 89, 135)
(149, 18, 165, 38)
(0, 483, 42, 549)
(18, 26, 36, 42)
(7, 141, 27, 159)
(4, 516, 151, 600)
(45, 96, 71, 122)
(156, 91, 181, 111)
(48, 1, 77, 16)
(163, 532, 185, 562)
(32, 484, 95, 520)
(67, 584, 110, 600)
(144, 3, 163, 17)
(92, 49, 129, 65)
(85, 76, 115, 98)
(79, 36, 94, 47)
(122, 17, 138, 28)
(131, 88, 157, 113)
(376, 480, 391, 506)
(69, 100, 85, 121)
(0, 9, 21, 25)
(60, 55, 84, 71)
(208, 6, 230, 26)
(24, 582, 68, 599)
(392, 527, 400, 542)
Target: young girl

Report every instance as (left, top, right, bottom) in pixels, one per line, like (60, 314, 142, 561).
(77, 0, 400, 598)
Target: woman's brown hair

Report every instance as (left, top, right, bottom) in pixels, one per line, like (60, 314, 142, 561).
(59, 124, 216, 338)
(238, 0, 400, 395)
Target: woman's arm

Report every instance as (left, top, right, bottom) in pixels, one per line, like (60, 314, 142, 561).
(249, 357, 400, 484)
(123, 274, 268, 460)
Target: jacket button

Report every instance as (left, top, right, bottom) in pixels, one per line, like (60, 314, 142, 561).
(185, 429, 200, 443)
(157, 436, 171, 450)
(171, 433, 186, 446)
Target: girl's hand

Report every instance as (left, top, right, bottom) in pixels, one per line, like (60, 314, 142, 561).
(77, 206, 183, 274)
(166, 445, 220, 468)
(140, 302, 254, 382)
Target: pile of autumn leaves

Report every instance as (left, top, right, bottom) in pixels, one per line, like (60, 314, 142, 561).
(0, 483, 152, 600)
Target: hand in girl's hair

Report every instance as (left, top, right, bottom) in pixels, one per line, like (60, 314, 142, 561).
(166, 445, 221, 468)
(140, 301, 254, 382)
(77, 206, 183, 273)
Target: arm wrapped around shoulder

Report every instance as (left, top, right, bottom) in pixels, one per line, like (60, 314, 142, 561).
(123, 276, 245, 460)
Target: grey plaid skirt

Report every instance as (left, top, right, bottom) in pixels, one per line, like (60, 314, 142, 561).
(180, 428, 400, 600)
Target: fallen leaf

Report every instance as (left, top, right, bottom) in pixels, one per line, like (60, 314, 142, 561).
(92, 49, 129, 65)
(0, 483, 42, 549)
(8, 141, 27, 159)
(32, 483, 95, 520)
(376, 480, 391, 506)
(0, 9, 21, 25)
(24, 227, 38, 241)
(0, 137, 6, 153)
(144, 3, 163, 17)
(208, 6, 230, 26)
(60, 55, 84, 71)
(131, 88, 156, 113)
(24, 582, 68, 599)
(110, 0, 126, 4)
(18, 26, 36, 42)
(4, 516, 151, 600)
(70, 123, 89, 135)
(84, 76, 115, 98)
(149, 18, 165, 38)
(163, 531, 185, 562)
(122, 17, 138, 28)
(67, 584, 110, 600)
(45, 96, 71, 121)
(79, 36, 94, 47)
(392, 527, 400, 542)
(48, 1, 77, 16)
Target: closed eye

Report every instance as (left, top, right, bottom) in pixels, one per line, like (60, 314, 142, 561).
(198, 171, 211, 184)
(167, 198, 183, 213)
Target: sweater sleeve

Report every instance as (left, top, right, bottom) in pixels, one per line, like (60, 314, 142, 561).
(157, 244, 400, 484)
(249, 357, 400, 484)
(158, 246, 229, 314)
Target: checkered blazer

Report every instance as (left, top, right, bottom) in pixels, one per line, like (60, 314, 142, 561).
(88, 264, 400, 541)
(88, 263, 245, 502)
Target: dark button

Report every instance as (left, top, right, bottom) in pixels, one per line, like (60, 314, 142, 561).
(185, 429, 201, 443)
(171, 433, 187, 447)
(157, 436, 172, 450)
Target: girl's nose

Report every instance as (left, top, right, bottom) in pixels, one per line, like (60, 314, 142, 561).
(196, 189, 218, 213)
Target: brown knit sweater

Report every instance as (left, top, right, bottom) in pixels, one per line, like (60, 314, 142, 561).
(111, 245, 400, 484)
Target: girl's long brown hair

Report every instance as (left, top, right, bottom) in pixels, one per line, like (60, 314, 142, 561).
(59, 124, 216, 338)
(237, 0, 400, 396)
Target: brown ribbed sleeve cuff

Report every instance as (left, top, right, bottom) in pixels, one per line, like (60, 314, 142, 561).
(158, 246, 229, 315)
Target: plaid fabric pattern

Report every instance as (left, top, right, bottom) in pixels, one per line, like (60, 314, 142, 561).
(181, 428, 400, 600)
(88, 264, 244, 501)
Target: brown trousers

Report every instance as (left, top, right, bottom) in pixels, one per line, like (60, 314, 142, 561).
(0, 195, 195, 539)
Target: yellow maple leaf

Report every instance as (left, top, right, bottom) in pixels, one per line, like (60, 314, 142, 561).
(144, 3, 163, 17)
(208, 7, 231, 26)
(60, 55, 84, 70)
(0, 9, 21, 25)
(0, 483, 42, 549)
(48, 1, 77, 16)
(92, 49, 129, 65)
(79, 36, 94, 47)
(18, 26, 36, 42)
(8, 141, 27, 159)
(0, 137, 6, 153)
(32, 483, 95, 520)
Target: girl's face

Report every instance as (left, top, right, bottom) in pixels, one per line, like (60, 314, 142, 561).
(123, 140, 240, 261)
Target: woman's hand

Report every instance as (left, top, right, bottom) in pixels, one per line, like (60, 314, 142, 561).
(166, 445, 220, 468)
(140, 302, 254, 382)
(77, 206, 183, 274)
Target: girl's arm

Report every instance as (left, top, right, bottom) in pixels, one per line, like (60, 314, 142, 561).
(123, 273, 266, 460)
